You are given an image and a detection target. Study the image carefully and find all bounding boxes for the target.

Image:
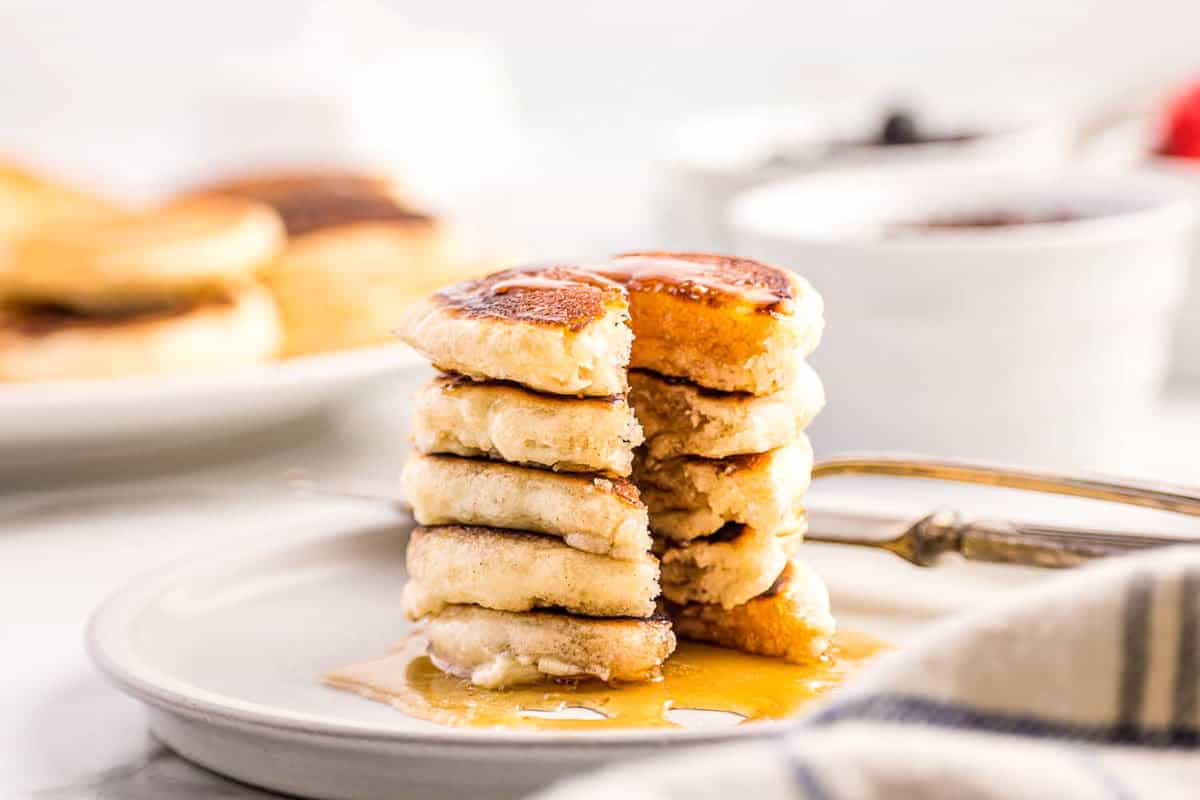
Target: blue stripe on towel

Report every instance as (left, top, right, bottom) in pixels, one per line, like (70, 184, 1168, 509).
(1117, 572, 1154, 739)
(1172, 569, 1199, 733)
(780, 742, 831, 800)
(807, 694, 1199, 748)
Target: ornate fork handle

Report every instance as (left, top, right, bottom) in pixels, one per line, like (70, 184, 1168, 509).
(812, 454, 1200, 516)
(809, 454, 1200, 568)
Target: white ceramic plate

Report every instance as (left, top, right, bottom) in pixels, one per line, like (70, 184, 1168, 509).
(0, 344, 422, 467)
(87, 515, 1047, 800)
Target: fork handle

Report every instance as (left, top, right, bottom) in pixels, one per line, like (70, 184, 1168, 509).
(813, 454, 1200, 518)
(956, 520, 1197, 569)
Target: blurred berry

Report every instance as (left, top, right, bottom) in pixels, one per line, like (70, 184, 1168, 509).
(880, 110, 920, 145)
(1160, 82, 1200, 158)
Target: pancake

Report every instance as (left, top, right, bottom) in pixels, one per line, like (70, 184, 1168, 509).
(0, 284, 281, 381)
(401, 453, 650, 560)
(598, 252, 824, 395)
(418, 605, 675, 688)
(181, 170, 425, 238)
(0, 160, 122, 241)
(263, 219, 465, 356)
(633, 436, 813, 541)
(658, 525, 804, 609)
(403, 526, 660, 619)
(668, 560, 835, 664)
(629, 361, 824, 460)
(397, 265, 632, 397)
(185, 171, 493, 356)
(412, 373, 643, 476)
(4, 197, 285, 312)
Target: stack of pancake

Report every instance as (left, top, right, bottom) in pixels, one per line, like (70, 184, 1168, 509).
(0, 198, 284, 381)
(186, 171, 490, 357)
(611, 252, 836, 664)
(396, 251, 834, 687)
(397, 266, 675, 688)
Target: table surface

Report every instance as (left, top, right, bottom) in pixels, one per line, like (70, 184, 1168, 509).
(4, 372, 1200, 799)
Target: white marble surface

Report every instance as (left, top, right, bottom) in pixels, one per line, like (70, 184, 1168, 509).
(3, 370, 1199, 799)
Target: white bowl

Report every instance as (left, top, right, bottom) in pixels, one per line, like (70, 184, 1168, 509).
(656, 106, 1071, 252)
(730, 165, 1198, 469)
(1150, 157, 1200, 381)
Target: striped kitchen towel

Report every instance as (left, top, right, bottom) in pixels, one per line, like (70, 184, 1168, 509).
(536, 547, 1200, 800)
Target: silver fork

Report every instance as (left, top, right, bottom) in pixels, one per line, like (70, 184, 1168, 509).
(805, 454, 1200, 568)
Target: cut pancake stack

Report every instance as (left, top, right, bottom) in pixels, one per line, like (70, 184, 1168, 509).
(397, 252, 835, 688)
(605, 252, 836, 664)
(398, 266, 674, 688)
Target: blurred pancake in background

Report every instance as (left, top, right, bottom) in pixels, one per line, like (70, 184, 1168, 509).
(4, 197, 284, 312)
(181, 172, 417, 238)
(0, 160, 123, 242)
(0, 284, 280, 381)
(0, 198, 283, 381)
(187, 171, 491, 356)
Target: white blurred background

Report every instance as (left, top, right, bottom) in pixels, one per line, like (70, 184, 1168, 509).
(3, 0, 1200, 472)
(4, 0, 1199, 251)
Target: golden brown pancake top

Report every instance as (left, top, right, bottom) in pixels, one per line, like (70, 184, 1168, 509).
(434, 265, 627, 333)
(602, 251, 797, 315)
(421, 453, 643, 505)
(190, 172, 432, 237)
(432, 370, 625, 404)
(268, 189, 431, 237)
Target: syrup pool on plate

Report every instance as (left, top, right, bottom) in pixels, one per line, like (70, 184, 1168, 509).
(324, 631, 886, 730)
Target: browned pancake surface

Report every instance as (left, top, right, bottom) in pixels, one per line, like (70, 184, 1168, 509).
(434, 266, 627, 333)
(432, 371, 625, 404)
(188, 171, 432, 236)
(418, 453, 643, 507)
(603, 251, 797, 315)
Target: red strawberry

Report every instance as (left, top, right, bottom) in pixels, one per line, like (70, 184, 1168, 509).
(1160, 82, 1200, 158)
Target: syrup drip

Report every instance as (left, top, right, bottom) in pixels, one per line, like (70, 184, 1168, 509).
(599, 255, 793, 313)
(325, 632, 885, 730)
(489, 270, 623, 295)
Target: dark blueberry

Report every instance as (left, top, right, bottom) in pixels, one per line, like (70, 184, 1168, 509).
(879, 110, 920, 145)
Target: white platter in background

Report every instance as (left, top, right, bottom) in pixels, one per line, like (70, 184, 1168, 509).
(0, 343, 423, 468)
(87, 516, 1049, 800)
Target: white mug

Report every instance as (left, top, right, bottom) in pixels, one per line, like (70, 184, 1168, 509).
(731, 164, 1197, 470)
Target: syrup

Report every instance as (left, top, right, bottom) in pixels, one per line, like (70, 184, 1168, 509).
(325, 632, 885, 730)
(599, 254, 794, 313)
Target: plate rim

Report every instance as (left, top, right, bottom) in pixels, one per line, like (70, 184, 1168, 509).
(0, 342, 424, 409)
(86, 527, 793, 750)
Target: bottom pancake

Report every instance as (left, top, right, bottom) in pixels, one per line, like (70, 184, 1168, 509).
(659, 525, 803, 609)
(403, 525, 660, 619)
(668, 560, 835, 664)
(0, 284, 280, 381)
(420, 604, 676, 688)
